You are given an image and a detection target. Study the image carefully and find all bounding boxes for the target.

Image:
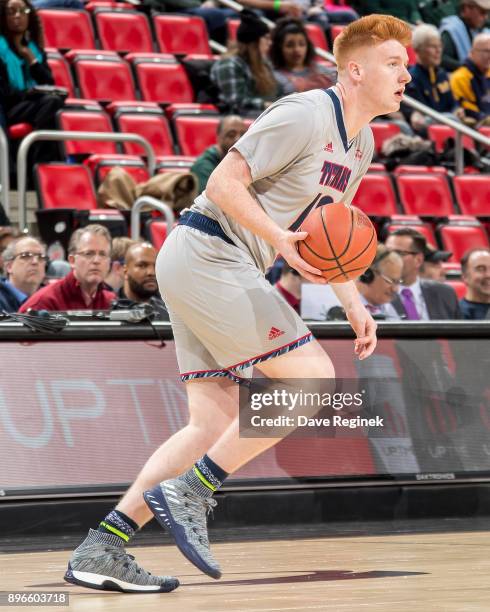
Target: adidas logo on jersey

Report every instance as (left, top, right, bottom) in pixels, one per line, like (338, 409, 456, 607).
(268, 326, 285, 340)
(355, 148, 363, 160)
(323, 142, 334, 153)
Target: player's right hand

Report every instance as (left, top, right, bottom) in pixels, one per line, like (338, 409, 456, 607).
(275, 230, 327, 284)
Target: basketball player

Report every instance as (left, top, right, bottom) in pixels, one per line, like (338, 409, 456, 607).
(65, 14, 412, 591)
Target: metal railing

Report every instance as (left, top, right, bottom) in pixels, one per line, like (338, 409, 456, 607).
(17, 130, 156, 232)
(0, 127, 10, 218)
(214, 0, 490, 174)
(130, 196, 175, 241)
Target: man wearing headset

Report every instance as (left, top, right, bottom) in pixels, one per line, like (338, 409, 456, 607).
(355, 245, 404, 319)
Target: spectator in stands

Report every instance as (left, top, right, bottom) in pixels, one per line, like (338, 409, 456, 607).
(349, 0, 422, 24)
(105, 236, 135, 293)
(355, 245, 403, 319)
(460, 247, 490, 318)
(440, 0, 490, 72)
(191, 115, 247, 193)
(0, 225, 16, 276)
(274, 262, 301, 314)
(420, 245, 452, 281)
(419, 0, 458, 27)
(0, 0, 65, 163)
(0, 235, 47, 311)
(19, 224, 116, 312)
(404, 24, 464, 134)
(450, 32, 490, 124)
(270, 18, 337, 94)
(385, 228, 462, 319)
(32, 0, 82, 8)
(210, 10, 281, 115)
(142, 0, 236, 47)
(115, 241, 169, 320)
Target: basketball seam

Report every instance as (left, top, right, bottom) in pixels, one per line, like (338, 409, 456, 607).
(318, 227, 376, 271)
(320, 205, 349, 280)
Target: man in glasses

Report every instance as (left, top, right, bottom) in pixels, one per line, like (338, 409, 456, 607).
(356, 245, 403, 320)
(384, 227, 462, 320)
(0, 235, 47, 312)
(19, 224, 116, 312)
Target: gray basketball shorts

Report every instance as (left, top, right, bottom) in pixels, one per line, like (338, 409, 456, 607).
(156, 224, 313, 383)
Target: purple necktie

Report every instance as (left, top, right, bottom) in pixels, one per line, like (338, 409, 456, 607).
(400, 287, 420, 320)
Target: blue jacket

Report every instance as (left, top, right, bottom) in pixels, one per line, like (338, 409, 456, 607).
(406, 64, 456, 114)
(0, 280, 27, 312)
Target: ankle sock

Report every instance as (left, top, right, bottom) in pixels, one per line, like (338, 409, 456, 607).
(182, 454, 229, 498)
(98, 509, 138, 543)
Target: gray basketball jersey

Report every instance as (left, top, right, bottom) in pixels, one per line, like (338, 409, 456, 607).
(191, 87, 375, 273)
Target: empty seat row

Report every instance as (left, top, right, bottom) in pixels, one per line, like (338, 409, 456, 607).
(57, 108, 221, 157)
(39, 10, 212, 55)
(353, 172, 490, 219)
(47, 51, 195, 104)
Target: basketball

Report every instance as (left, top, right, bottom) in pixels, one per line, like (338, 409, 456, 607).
(297, 203, 377, 283)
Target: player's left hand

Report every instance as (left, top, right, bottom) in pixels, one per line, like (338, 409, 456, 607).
(345, 304, 377, 360)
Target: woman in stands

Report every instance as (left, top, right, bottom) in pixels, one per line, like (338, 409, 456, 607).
(0, 0, 64, 158)
(210, 9, 282, 116)
(270, 17, 337, 94)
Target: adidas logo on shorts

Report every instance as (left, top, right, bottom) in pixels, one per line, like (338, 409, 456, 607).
(268, 326, 285, 340)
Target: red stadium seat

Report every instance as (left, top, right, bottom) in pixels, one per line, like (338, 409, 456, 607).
(7, 123, 32, 140)
(330, 25, 344, 41)
(46, 50, 75, 97)
(174, 115, 220, 156)
(154, 15, 211, 55)
(368, 163, 386, 172)
(145, 219, 168, 250)
(478, 126, 490, 150)
(135, 59, 194, 104)
(393, 165, 448, 175)
(396, 174, 455, 217)
(352, 173, 398, 217)
(369, 122, 401, 154)
(38, 9, 96, 51)
(85, 1, 134, 10)
(84, 154, 150, 185)
(72, 57, 136, 103)
(383, 215, 437, 247)
(438, 221, 490, 262)
(156, 155, 196, 172)
(452, 175, 490, 217)
(304, 23, 329, 51)
(57, 110, 118, 156)
(35, 163, 98, 210)
(226, 19, 239, 43)
(95, 10, 154, 54)
(445, 280, 466, 300)
(406, 45, 417, 66)
(116, 113, 175, 156)
(427, 124, 475, 153)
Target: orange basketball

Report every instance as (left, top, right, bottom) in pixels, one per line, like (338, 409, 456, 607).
(297, 203, 377, 283)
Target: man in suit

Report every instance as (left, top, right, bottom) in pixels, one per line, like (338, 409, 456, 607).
(384, 228, 462, 320)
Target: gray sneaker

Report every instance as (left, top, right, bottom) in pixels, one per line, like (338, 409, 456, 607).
(64, 529, 179, 593)
(144, 479, 221, 579)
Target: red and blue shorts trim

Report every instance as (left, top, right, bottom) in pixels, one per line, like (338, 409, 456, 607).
(181, 332, 313, 384)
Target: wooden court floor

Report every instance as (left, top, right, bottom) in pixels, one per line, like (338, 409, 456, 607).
(2, 530, 490, 612)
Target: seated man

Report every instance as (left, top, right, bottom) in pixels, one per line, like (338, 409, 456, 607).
(450, 32, 490, 125)
(460, 247, 490, 319)
(0, 235, 47, 312)
(191, 115, 247, 193)
(385, 227, 462, 319)
(440, 0, 490, 72)
(404, 24, 462, 134)
(105, 237, 136, 293)
(20, 224, 115, 312)
(116, 241, 169, 320)
(355, 245, 403, 319)
(420, 245, 452, 281)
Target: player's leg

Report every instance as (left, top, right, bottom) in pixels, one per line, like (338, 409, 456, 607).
(64, 377, 237, 593)
(144, 339, 335, 579)
(116, 377, 237, 526)
(205, 338, 335, 473)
